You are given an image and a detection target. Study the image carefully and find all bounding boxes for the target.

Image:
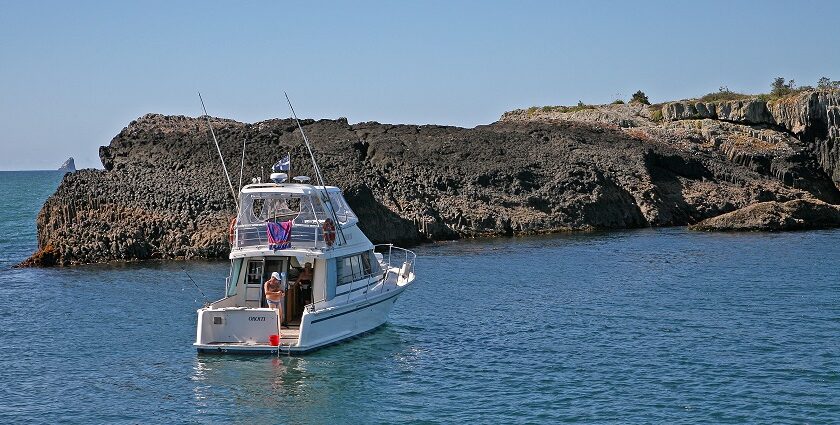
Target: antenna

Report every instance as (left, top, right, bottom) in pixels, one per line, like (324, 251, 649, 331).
(284, 92, 325, 187)
(198, 92, 239, 208)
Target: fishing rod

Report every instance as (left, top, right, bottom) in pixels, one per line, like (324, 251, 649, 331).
(283, 92, 346, 246)
(181, 266, 210, 305)
(238, 138, 247, 190)
(198, 92, 239, 209)
(284, 92, 325, 187)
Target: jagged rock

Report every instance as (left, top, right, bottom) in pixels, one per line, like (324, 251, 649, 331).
(689, 199, 840, 231)
(20, 91, 840, 266)
(58, 157, 75, 172)
(662, 99, 774, 124)
(22, 113, 815, 266)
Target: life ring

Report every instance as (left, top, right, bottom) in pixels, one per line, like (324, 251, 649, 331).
(322, 218, 336, 247)
(228, 217, 237, 245)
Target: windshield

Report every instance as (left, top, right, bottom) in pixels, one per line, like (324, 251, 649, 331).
(328, 191, 357, 223)
(238, 193, 319, 226)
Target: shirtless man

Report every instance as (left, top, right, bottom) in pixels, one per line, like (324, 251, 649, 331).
(264, 271, 286, 326)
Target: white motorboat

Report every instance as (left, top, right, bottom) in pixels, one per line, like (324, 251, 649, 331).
(194, 94, 417, 354)
(194, 181, 417, 354)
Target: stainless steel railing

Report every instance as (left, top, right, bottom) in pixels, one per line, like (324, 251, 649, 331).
(233, 222, 324, 250)
(377, 244, 417, 283)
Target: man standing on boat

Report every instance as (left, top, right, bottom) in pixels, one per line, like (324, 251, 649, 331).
(264, 272, 286, 327)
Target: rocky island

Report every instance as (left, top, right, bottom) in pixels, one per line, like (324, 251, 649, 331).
(58, 157, 75, 172)
(20, 84, 840, 266)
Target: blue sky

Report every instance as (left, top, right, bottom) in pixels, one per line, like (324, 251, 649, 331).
(1, 0, 839, 170)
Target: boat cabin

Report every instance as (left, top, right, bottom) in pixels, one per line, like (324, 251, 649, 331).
(206, 182, 385, 325)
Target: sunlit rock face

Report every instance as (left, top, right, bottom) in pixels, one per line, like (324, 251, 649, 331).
(21, 91, 840, 265)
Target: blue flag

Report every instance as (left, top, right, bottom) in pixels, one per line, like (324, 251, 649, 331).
(272, 154, 290, 172)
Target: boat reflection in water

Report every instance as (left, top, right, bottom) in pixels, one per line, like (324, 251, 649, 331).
(190, 323, 410, 420)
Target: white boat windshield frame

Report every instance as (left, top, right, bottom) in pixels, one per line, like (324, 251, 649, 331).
(232, 184, 357, 250)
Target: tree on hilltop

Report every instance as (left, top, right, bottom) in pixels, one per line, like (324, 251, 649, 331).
(771, 77, 796, 97)
(630, 90, 650, 105)
(817, 76, 840, 90)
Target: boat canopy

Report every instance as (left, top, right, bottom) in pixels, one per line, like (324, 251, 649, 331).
(232, 183, 357, 250)
(237, 184, 356, 225)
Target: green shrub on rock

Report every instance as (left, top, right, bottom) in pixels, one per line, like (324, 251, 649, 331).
(630, 90, 650, 105)
(649, 108, 663, 122)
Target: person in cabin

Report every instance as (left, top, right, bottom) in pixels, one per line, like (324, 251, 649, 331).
(264, 271, 287, 326)
(296, 263, 314, 308)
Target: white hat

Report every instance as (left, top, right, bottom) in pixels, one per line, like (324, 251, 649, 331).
(271, 272, 281, 279)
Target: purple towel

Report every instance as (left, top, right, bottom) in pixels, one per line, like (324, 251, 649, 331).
(267, 220, 292, 250)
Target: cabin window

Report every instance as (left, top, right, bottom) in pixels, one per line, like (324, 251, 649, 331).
(328, 192, 357, 223)
(227, 259, 243, 297)
(350, 255, 362, 279)
(337, 256, 355, 285)
(251, 198, 266, 220)
(336, 253, 373, 285)
(245, 260, 264, 286)
(239, 193, 317, 226)
(362, 254, 372, 276)
(368, 251, 382, 275)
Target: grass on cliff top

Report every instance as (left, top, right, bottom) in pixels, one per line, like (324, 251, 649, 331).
(525, 103, 596, 115)
(693, 88, 837, 104)
(517, 80, 840, 119)
(697, 90, 755, 102)
(697, 78, 840, 104)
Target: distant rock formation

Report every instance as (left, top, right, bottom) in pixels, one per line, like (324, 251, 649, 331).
(690, 199, 840, 231)
(58, 157, 75, 172)
(20, 89, 840, 266)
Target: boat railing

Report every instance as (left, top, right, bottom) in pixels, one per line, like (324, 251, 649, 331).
(376, 244, 416, 284)
(233, 221, 326, 250)
(304, 244, 416, 314)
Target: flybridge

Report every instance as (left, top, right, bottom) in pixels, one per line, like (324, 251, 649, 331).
(231, 184, 357, 251)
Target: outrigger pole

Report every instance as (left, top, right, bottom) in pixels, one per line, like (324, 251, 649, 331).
(283, 92, 347, 246)
(198, 92, 239, 209)
(284, 92, 326, 187)
(238, 138, 247, 190)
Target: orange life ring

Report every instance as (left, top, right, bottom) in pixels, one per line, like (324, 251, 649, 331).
(323, 218, 336, 247)
(228, 217, 237, 245)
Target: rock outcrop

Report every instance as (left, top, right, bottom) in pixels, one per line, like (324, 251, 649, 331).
(690, 199, 840, 231)
(21, 90, 840, 266)
(58, 157, 75, 172)
(661, 91, 840, 188)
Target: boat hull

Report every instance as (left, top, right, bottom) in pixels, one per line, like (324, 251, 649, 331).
(195, 284, 406, 355)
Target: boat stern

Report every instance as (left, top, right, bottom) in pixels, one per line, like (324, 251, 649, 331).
(195, 307, 292, 351)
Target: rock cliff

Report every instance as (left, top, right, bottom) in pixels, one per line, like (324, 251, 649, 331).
(22, 90, 840, 266)
(659, 91, 840, 188)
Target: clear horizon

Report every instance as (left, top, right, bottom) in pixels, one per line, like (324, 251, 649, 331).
(2, 0, 839, 170)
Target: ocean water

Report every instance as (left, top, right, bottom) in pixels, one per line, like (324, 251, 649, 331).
(1, 170, 839, 424)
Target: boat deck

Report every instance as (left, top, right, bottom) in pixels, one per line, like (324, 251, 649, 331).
(200, 325, 300, 349)
(278, 324, 300, 344)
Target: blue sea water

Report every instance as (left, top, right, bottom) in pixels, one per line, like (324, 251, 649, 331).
(1, 170, 839, 424)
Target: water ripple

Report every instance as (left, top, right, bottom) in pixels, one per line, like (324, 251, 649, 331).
(1, 173, 840, 423)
